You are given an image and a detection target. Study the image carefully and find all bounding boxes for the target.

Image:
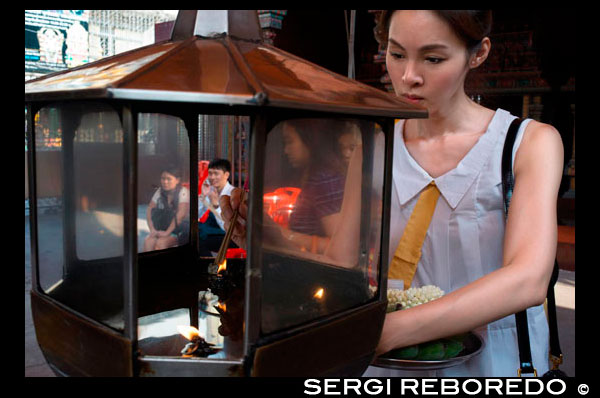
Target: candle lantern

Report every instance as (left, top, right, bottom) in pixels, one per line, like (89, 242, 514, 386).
(25, 10, 426, 377)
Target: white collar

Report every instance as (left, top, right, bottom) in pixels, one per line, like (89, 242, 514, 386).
(393, 109, 508, 209)
(219, 181, 235, 197)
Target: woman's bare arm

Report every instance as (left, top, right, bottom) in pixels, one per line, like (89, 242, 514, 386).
(376, 121, 564, 355)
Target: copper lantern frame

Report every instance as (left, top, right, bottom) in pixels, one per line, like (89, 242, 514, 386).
(25, 10, 427, 377)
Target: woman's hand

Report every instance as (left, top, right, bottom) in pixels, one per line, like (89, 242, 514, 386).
(219, 188, 248, 250)
(375, 313, 401, 357)
(156, 230, 170, 238)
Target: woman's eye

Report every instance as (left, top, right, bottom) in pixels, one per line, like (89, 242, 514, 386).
(389, 52, 404, 60)
(426, 57, 444, 64)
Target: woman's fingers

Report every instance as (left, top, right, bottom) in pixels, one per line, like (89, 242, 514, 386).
(220, 188, 248, 249)
(220, 188, 247, 220)
(219, 190, 235, 223)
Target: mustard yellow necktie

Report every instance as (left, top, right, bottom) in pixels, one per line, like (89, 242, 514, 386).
(389, 181, 441, 288)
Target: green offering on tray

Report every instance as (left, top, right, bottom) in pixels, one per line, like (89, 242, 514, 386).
(380, 284, 468, 361)
(385, 335, 466, 361)
(388, 344, 419, 359)
(443, 338, 465, 359)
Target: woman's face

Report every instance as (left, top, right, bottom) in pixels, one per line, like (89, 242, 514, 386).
(160, 171, 180, 191)
(283, 124, 310, 169)
(338, 132, 359, 166)
(385, 10, 472, 116)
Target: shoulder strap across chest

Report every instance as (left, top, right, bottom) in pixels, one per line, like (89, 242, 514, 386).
(501, 117, 523, 217)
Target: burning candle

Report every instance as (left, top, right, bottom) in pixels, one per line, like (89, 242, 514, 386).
(315, 287, 327, 315)
(217, 259, 227, 274)
(214, 287, 244, 342)
(313, 287, 325, 300)
(177, 325, 218, 357)
(208, 258, 227, 277)
(301, 286, 326, 315)
(216, 302, 227, 313)
(177, 325, 200, 341)
(207, 259, 235, 302)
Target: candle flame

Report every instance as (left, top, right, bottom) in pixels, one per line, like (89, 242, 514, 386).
(177, 325, 200, 341)
(313, 287, 324, 300)
(217, 259, 227, 274)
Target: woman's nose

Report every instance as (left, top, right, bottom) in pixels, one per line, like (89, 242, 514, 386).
(402, 61, 423, 86)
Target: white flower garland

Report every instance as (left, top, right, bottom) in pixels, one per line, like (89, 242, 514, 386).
(369, 285, 445, 312)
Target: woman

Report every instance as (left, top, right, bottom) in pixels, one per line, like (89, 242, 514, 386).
(360, 10, 563, 376)
(221, 10, 563, 376)
(270, 119, 347, 254)
(337, 128, 361, 168)
(143, 165, 190, 252)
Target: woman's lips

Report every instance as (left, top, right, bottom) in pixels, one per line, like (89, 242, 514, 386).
(402, 94, 424, 104)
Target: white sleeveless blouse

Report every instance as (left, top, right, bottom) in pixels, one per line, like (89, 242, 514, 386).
(363, 109, 550, 377)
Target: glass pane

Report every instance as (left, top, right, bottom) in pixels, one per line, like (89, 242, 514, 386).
(259, 118, 384, 334)
(137, 308, 195, 357)
(136, 290, 242, 359)
(138, 113, 190, 253)
(35, 102, 125, 331)
(197, 115, 249, 257)
(35, 106, 65, 294)
(136, 114, 248, 363)
(74, 105, 123, 260)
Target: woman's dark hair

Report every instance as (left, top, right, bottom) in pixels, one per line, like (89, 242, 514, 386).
(287, 119, 347, 175)
(161, 164, 182, 180)
(374, 10, 493, 54)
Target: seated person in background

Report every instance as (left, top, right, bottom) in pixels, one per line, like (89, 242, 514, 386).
(221, 119, 362, 267)
(198, 158, 238, 256)
(277, 119, 347, 254)
(336, 123, 363, 169)
(143, 165, 190, 252)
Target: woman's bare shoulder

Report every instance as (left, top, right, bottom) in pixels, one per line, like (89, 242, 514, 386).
(520, 120, 563, 155)
(515, 119, 564, 177)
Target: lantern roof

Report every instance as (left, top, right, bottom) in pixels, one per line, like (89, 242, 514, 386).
(25, 10, 426, 118)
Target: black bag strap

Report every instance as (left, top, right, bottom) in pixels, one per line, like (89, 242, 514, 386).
(501, 118, 521, 215)
(159, 185, 182, 229)
(501, 117, 563, 376)
(546, 257, 564, 370)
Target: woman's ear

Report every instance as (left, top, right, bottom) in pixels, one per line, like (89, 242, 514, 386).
(469, 37, 491, 69)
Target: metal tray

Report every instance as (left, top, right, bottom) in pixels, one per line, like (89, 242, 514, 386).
(372, 332, 485, 371)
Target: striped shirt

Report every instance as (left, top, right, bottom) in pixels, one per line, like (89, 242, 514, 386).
(288, 169, 345, 236)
